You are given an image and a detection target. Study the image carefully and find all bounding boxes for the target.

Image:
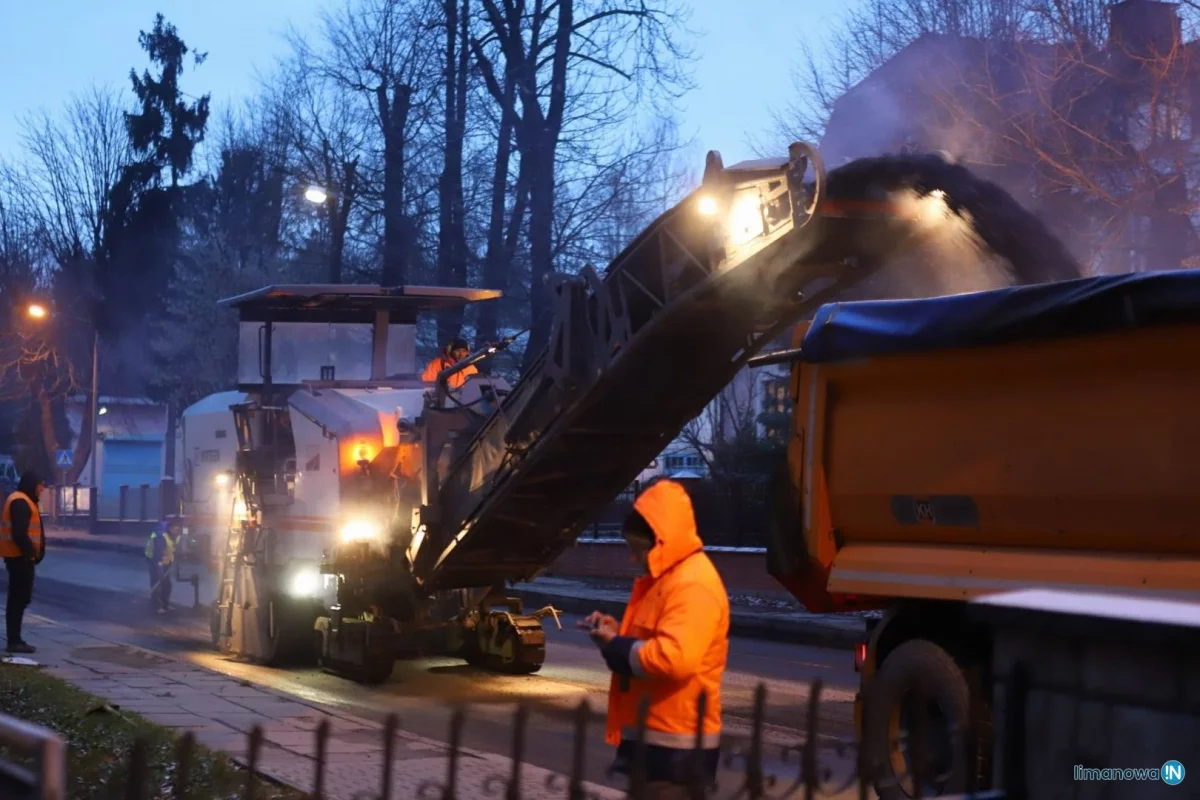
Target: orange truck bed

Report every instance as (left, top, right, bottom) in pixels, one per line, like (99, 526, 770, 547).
(769, 271, 1200, 612)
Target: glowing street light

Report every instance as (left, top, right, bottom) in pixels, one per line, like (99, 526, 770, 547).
(25, 302, 102, 492)
(304, 185, 330, 204)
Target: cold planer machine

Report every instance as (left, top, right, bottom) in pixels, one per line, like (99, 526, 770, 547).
(314, 143, 990, 681)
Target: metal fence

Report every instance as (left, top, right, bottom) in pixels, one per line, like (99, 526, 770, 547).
(0, 674, 1028, 800)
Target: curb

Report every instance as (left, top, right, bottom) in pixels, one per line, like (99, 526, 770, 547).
(49, 535, 864, 650)
(513, 588, 865, 649)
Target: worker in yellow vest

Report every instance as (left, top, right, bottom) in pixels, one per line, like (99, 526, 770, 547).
(145, 517, 181, 614)
(1, 471, 47, 654)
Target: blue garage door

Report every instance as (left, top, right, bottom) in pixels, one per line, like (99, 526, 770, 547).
(100, 440, 163, 519)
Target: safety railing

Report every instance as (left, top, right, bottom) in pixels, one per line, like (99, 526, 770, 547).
(0, 713, 66, 800)
(67, 675, 1023, 800)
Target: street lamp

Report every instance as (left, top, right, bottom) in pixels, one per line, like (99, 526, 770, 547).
(304, 185, 330, 204)
(25, 303, 101, 493)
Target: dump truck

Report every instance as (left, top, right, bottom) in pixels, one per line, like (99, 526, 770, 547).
(753, 269, 1200, 798)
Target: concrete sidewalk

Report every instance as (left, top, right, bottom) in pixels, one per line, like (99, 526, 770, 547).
(46, 526, 867, 648)
(17, 613, 623, 799)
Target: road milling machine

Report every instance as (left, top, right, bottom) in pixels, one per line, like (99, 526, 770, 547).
(180, 141, 1079, 685)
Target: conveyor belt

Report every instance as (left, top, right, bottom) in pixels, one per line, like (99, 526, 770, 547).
(412, 146, 1082, 591)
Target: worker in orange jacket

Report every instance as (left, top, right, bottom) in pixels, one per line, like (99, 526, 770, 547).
(1, 471, 47, 654)
(581, 479, 730, 795)
(421, 338, 477, 390)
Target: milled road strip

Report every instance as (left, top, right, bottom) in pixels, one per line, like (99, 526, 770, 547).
(21, 614, 625, 799)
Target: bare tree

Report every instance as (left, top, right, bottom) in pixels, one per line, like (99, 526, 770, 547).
(473, 63, 528, 356)
(4, 88, 130, 479)
(18, 85, 132, 265)
(437, 0, 472, 344)
(0, 182, 81, 477)
(777, 0, 1200, 273)
(470, 0, 693, 370)
(294, 0, 441, 287)
(679, 371, 761, 482)
(266, 60, 369, 282)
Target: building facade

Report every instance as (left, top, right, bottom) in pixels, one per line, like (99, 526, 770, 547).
(819, 0, 1200, 275)
(63, 395, 169, 520)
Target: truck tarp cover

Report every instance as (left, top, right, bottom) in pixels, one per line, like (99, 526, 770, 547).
(800, 270, 1200, 363)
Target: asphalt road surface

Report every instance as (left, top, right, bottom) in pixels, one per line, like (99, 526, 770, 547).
(7, 546, 865, 794)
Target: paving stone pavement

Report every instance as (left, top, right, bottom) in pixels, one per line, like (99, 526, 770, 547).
(18, 614, 625, 799)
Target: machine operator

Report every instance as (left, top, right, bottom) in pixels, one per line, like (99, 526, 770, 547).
(421, 337, 477, 390)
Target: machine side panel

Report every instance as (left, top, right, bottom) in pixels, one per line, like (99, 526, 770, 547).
(179, 393, 244, 560)
(280, 410, 341, 563)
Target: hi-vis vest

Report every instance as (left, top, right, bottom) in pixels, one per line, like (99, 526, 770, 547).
(145, 531, 175, 564)
(0, 492, 43, 559)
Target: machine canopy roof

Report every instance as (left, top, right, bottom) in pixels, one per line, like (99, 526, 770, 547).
(220, 284, 501, 324)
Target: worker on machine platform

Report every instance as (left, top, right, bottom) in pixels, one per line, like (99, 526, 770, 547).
(581, 478, 730, 797)
(421, 337, 477, 390)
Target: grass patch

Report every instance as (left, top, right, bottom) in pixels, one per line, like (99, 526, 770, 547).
(0, 664, 305, 799)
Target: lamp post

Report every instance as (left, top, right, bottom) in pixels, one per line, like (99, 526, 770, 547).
(88, 328, 99, 491)
(304, 183, 342, 283)
(26, 304, 101, 492)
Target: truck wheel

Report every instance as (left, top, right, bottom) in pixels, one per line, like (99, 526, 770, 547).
(863, 639, 982, 799)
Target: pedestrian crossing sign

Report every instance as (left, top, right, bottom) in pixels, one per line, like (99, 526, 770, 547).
(55, 449, 72, 468)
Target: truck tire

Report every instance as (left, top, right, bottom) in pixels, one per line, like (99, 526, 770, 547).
(863, 639, 981, 799)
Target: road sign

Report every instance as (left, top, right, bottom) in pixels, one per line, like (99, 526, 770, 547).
(55, 450, 72, 468)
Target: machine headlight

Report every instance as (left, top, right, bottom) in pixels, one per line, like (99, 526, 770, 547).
(339, 519, 381, 544)
(726, 191, 766, 247)
(288, 568, 322, 597)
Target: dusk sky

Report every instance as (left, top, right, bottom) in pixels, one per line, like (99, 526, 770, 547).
(0, 0, 847, 168)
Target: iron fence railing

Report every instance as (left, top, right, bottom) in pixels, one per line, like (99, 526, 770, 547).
(0, 712, 65, 800)
(1, 674, 1030, 800)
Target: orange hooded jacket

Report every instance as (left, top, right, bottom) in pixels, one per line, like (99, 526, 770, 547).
(602, 480, 730, 749)
(420, 355, 477, 389)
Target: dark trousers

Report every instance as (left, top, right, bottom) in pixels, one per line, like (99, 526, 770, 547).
(148, 559, 172, 609)
(612, 741, 720, 793)
(4, 558, 35, 644)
